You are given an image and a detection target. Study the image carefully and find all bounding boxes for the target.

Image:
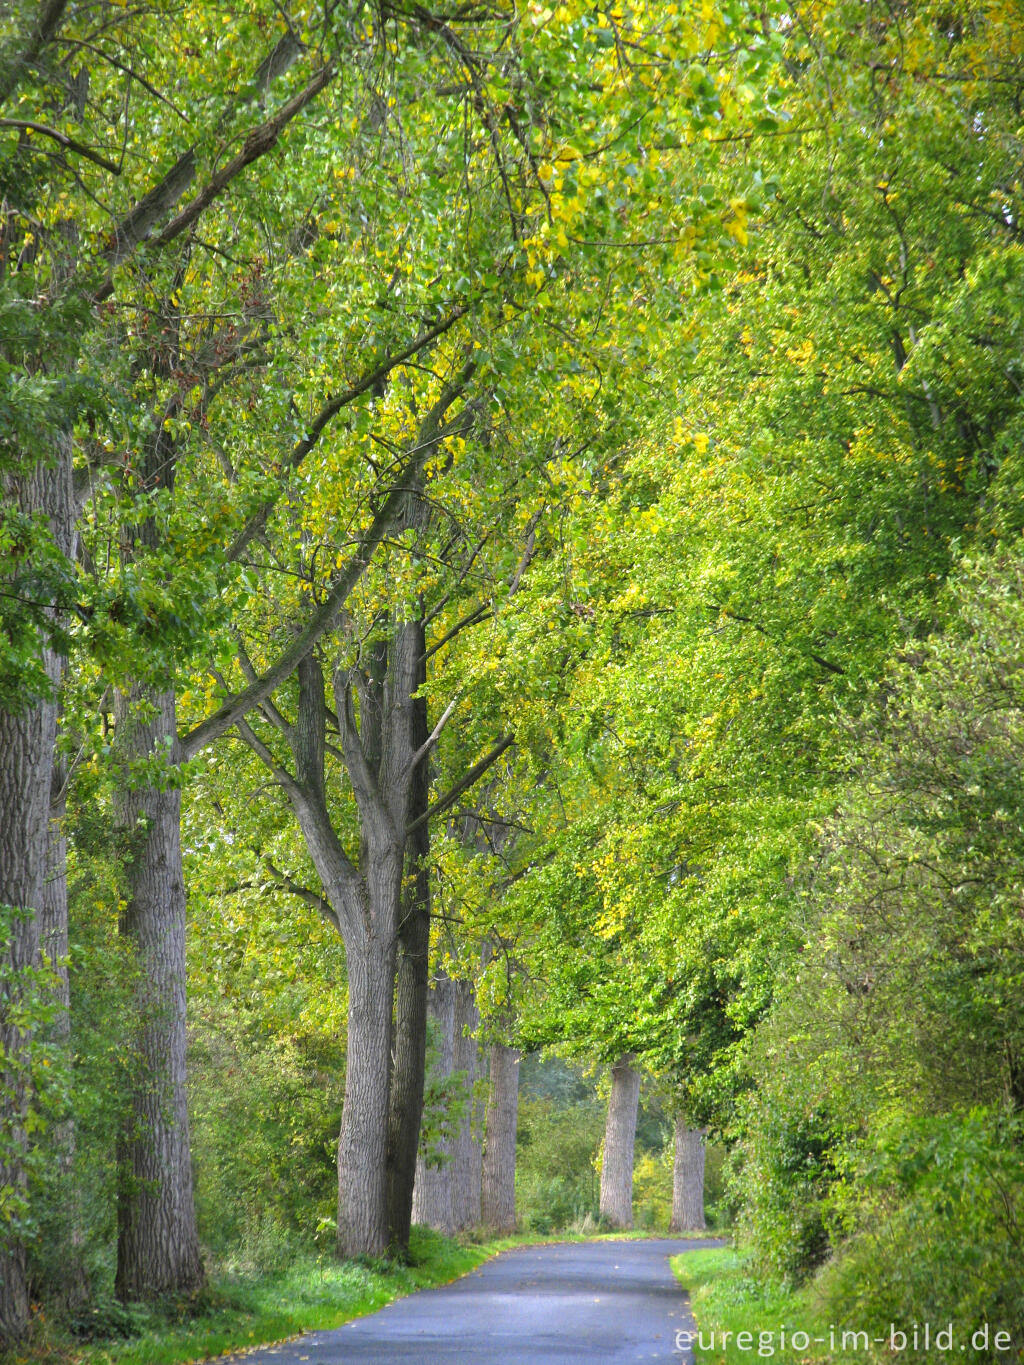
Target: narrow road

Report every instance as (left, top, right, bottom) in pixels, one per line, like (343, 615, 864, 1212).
(231, 1238, 720, 1364)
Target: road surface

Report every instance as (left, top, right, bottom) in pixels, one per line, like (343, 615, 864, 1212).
(226, 1238, 721, 1364)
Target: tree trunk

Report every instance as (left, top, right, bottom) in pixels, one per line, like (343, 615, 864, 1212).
(114, 686, 203, 1299)
(0, 712, 48, 1344)
(337, 925, 397, 1258)
(481, 1043, 519, 1233)
(40, 763, 90, 1310)
(386, 636, 430, 1255)
(670, 1117, 707, 1232)
(599, 1053, 640, 1230)
(411, 974, 457, 1234)
(386, 894, 430, 1251)
(0, 446, 74, 1347)
(451, 978, 482, 1230)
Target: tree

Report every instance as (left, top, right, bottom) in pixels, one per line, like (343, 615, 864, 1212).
(670, 1118, 706, 1232)
(179, 0, 781, 1259)
(734, 550, 1024, 1333)
(411, 972, 458, 1236)
(451, 978, 485, 1230)
(598, 1055, 640, 1230)
(480, 1043, 519, 1233)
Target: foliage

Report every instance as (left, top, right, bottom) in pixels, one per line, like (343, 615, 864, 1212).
(820, 1111, 1024, 1360)
(0, 907, 63, 1248)
(188, 1000, 345, 1269)
(733, 550, 1024, 1335)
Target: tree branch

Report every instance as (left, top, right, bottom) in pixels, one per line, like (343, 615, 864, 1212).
(232, 714, 300, 796)
(423, 602, 492, 662)
(226, 305, 469, 563)
(95, 32, 309, 282)
(406, 733, 515, 837)
(234, 632, 293, 736)
(261, 856, 340, 933)
(180, 361, 476, 759)
(0, 118, 121, 174)
(508, 509, 540, 593)
(409, 694, 459, 771)
(148, 61, 335, 254)
(334, 669, 383, 811)
(710, 604, 846, 676)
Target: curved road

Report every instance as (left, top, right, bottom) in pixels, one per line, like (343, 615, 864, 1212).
(228, 1238, 721, 1364)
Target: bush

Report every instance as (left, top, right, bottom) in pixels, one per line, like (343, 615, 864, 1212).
(732, 1099, 839, 1286)
(633, 1148, 672, 1231)
(819, 1111, 1024, 1361)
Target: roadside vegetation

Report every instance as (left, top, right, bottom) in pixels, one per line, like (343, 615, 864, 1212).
(672, 1247, 843, 1365)
(17, 1229, 515, 1365)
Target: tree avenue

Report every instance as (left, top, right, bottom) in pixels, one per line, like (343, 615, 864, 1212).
(3, 0, 1023, 1358)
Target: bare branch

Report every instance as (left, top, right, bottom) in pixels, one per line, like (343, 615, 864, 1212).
(508, 509, 540, 593)
(0, 118, 121, 174)
(410, 694, 460, 771)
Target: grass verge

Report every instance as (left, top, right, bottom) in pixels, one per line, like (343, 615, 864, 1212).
(16, 1228, 508, 1365)
(671, 1247, 873, 1364)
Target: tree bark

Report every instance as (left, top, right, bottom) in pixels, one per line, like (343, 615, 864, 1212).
(40, 760, 90, 1310)
(451, 978, 482, 1231)
(337, 921, 398, 1257)
(670, 1116, 707, 1232)
(599, 1054, 640, 1230)
(331, 617, 418, 1259)
(411, 973, 457, 1235)
(0, 444, 74, 1347)
(386, 892, 430, 1251)
(114, 686, 203, 1299)
(386, 649, 430, 1254)
(481, 1043, 519, 1233)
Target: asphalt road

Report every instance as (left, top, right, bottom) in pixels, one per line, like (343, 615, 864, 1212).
(227, 1238, 721, 1365)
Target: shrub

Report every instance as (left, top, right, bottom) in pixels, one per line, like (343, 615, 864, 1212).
(732, 1099, 840, 1286)
(819, 1110, 1024, 1361)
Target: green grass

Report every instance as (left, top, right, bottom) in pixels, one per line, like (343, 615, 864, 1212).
(15, 1228, 509, 1365)
(671, 1247, 874, 1364)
